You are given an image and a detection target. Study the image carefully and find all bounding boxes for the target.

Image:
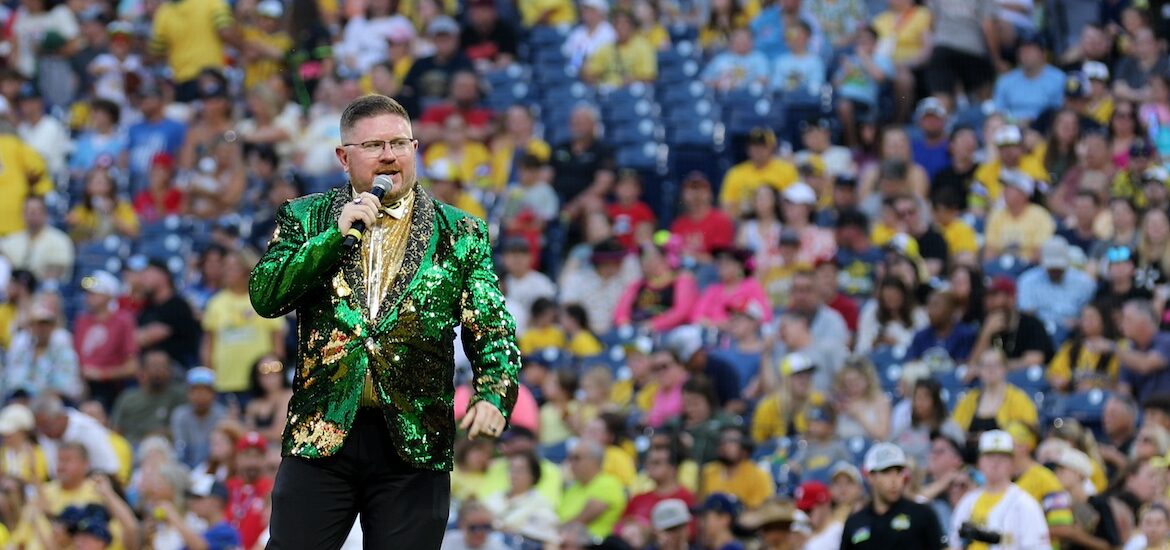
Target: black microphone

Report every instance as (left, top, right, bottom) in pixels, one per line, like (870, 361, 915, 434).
(342, 175, 390, 251)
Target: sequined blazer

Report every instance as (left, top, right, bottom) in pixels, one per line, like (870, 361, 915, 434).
(249, 184, 520, 471)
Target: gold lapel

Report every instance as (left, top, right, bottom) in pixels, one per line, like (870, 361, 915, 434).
(327, 188, 371, 319)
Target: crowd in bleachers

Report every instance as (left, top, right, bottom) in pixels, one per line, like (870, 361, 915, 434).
(6, 0, 1170, 547)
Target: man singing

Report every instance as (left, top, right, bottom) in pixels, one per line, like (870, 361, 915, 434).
(249, 94, 521, 549)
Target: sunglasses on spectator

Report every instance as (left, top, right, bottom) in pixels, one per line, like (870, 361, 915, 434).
(468, 523, 493, 533)
(259, 361, 283, 375)
(1106, 246, 1133, 263)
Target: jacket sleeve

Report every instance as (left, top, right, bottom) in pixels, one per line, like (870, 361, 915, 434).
(249, 200, 345, 318)
(460, 217, 522, 420)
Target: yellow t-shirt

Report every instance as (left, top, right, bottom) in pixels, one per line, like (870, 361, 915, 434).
(519, 326, 567, 356)
(973, 156, 1050, 204)
(1015, 464, 1074, 529)
(481, 457, 564, 507)
(941, 218, 980, 256)
(67, 202, 140, 242)
(610, 379, 659, 412)
(0, 445, 48, 484)
(423, 142, 494, 189)
(720, 158, 800, 215)
(984, 204, 1056, 259)
(202, 290, 285, 392)
(603, 445, 637, 487)
(241, 26, 292, 90)
(584, 36, 658, 87)
(871, 222, 897, 246)
(872, 7, 932, 63)
(568, 332, 604, 357)
(518, 0, 575, 27)
(1047, 341, 1120, 389)
(110, 432, 133, 488)
(538, 401, 579, 444)
(490, 137, 551, 189)
(1088, 96, 1115, 127)
(11, 480, 125, 550)
(951, 386, 1039, 432)
(750, 390, 826, 442)
(558, 473, 628, 539)
(968, 490, 1007, 550)
(0, 135, 52, 236)
(700, 461, 774, 509)
(0, 303, 15, 350)
(149, 0, 233, 82)
(451, 467, 489, 502)
(642, 25, 670, 50)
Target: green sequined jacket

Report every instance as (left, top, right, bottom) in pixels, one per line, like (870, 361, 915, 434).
(248, 183, 520, 471)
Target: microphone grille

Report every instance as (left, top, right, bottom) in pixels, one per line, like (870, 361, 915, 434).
(372, 175, 392, 196)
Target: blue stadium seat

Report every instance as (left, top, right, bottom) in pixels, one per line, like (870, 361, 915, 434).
(609, 119, 659, 146)
(666, 120, 716, 147)
(616, 143, 662, 171)
(846, 436, 873, 466)
(541, 440, 570, 464)
(1007, 365, 1050, 396)
(660, 80, 710, 109)
(1045, 389, 1110, 438)
(528, 26, 568, 48)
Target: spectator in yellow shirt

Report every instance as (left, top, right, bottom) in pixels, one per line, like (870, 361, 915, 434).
(518, 0, 575, 27)
(422, 114, 493, 190)
(973, 125, 1049, 208)
(66, 169, 140, 243)
(424, 158, 487, 220)
(0, 132, 52, 236)
(490, 106, 551, 189)
(149, 0, 236, 101)
(558, 440, 628, 539)
(582, 9, 658, 88)
(720, 128, 800, 217)
(519, 298, 566, 356)
(240, 0, 292, 90)
(930, 185, 979, 264)
(562, 304, 604, 357)
(983, 170, 1056, 262)
(700, 426, 774, 509)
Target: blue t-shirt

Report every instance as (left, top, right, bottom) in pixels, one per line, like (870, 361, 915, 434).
(199, 521, 241, 550)
(1120, 332, 1170, 402)
(69, 131, 128, 174)
(126, 118, 187, 185)
(992, 65, 1066, 122)
(912, 136, 951, 179)
(905, 323, 979, 363)
(834, 52, 894, 107)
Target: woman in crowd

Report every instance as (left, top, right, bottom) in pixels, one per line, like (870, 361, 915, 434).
(236, 84, 298, 159)
(450, 438, 495, 503)
(832, 356, 891, 441)
(855, 276, 928, 355)
(781, 183, 837, 264)
(1112, 100, 1143, 169)
(951, 348, 1039, 442)
(736, 186, 784, 277)
(1048, 301, 1121, 392)
(482, 450, 558, 538)
(243, 356, 292, 443)
(613, 244, 699, 333)
(66, 168, 140, 242)
(949, 263, 987, 325)
(1042, 109, 1084, 187)
(890, 378, 965, 467)
(191, 421, 239, 482)
(132, 153, 185, 223)
(489, 106, 551, 189)
(1137, 208, 1170, 288)
(691, 247, 771, 329)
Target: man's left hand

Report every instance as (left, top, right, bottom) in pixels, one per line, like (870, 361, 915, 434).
(461, 401, 506, 440)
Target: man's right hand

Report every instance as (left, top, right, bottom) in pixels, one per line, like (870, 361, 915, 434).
(338, 192, 380, 235)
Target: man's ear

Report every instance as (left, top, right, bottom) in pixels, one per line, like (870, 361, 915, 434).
(335, 147, 349, 173)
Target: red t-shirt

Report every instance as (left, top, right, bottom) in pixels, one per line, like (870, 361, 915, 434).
(418, 104, 494, 130)
(607, 201, 656, 250)
(827, 293, 860, 333)
(621, 486, 696, 536)
(133, 189, 184, 222)
(669, 209, 735, 255)
(73, 310, 139, 373)
(226, 476, 274, 549)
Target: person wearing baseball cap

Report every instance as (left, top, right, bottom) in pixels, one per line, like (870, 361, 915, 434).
(1050, 447, 1122, 550)
(719, 126, 799, 217)
(948, 430, 1051, 550)
(1015, 235, 1094, 353)
(750, 351, 828, 443)
(226, 431, 273, 548)
(739, 498, 802, 549)
(841, 442, 946, 549)
(696, 493, 744, 550)
(1003, 421, 1076, 538)
(982, 166, 1056, 262)
(795, 481, 841, 550)
(75, 270, 138, 407)
(968, 269, 1053, 372)
(972, 124, 1049, 206)
(650, 498, 693, 550)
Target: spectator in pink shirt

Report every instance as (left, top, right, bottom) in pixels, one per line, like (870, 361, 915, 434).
(73, 271, 139, 409)
(692, 247, 773, 329)
(646, 349, 690, 428)
(613, 244, 699, 333)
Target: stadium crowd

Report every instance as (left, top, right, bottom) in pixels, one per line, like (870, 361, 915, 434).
(5, 0, 1170, 548)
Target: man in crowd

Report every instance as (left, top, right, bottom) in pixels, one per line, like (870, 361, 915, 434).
(109, 348, 187, 445)
(950, 430, 1050, 550)
(842, 443, 946, 550)
(170, 367, 227, 468)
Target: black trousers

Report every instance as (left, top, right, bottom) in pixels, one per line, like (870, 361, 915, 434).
(267, 409, 451, 550)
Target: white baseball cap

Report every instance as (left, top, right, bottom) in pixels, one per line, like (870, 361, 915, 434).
(256, 0, 283, 18)
(993, 125, 1023, 147)
(581, 0, 609, 13)
(1000, 168, 1035, 196)
(0, 404, 34, 435)
(1040, 236, 1071, 270)
(979, 430, 1015, 455)
(863, 442, 908, 472)
(81, 270, 121, 296)
(1057, 447, 1093, 479)
(1082, 61, 1110, 82)
(781, 353, 815, 375)
(651, 499, 692, 531)
(782, 182, 817, 205)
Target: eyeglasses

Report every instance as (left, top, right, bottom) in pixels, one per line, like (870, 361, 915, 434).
(1106, 246, 1133, 263)
(259, 361, 283, 375)
(342, 138, 416, 156)
(467, 523, 493, 533)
